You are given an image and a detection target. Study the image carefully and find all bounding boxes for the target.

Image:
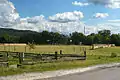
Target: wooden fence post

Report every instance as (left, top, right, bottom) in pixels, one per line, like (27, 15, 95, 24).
(23, 53, 25, 61)
(7, 52, 9, 67)
(55, 51, 58, 60)
(25, 46, 27, 52)
(6, 52, 8, 61)
(4, 52, 9, 67)
(60, 50, 62, 54)
(19, 53, 23, 64)
(84, 50, 86, 60)
(4, 45, 5, 51)
(60, 50, 62, 58)
(4, 52, 8, 62)
(73, 47, 75, 53)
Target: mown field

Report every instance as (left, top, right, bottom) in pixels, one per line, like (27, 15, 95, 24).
(0, 45, 120, 56)
(0, 45, 120, 76)
(0, 45, 90, 54)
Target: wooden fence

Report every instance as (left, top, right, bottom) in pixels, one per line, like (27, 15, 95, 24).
(0, 50, 86, 67)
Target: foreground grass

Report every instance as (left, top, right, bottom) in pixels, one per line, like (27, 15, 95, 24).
(0, 55, 120, 76)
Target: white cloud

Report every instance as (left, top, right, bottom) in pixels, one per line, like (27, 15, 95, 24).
(108, 19, 120, 22)
(72, 0, 120, 8)
(0, 0, 85, 34)
(0, 0, 120, 35)
(96, 24, 120, 34)
(48, 11, 84, 22)
(93, 13, 109, 18)
(0, 0, 20, 27)
(88, 0, 120, 8)
(86, 21, 120, 34)
(22, 15, 45, 24)
(0, 0, 7, 4)
(72, 1, 89, 6)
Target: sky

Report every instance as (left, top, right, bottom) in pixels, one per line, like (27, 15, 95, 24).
(0, 0, 120, 34)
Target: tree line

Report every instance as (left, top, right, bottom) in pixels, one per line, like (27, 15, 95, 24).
(0, 28, 120, 46)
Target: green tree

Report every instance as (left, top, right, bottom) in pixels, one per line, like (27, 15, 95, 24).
(98, 30, 111, 44)
(110, 34, 120, 46)
(98, 30, 111, 36)
(71, 32, 85, 45)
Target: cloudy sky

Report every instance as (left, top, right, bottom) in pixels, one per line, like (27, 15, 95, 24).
(0, 0, 120, 34)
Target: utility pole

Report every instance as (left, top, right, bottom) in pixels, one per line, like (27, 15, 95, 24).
(84, 26, 85, 35)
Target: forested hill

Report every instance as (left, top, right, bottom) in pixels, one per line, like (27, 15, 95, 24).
(0, 28, 120, 46)
(0, 28, 38, 36)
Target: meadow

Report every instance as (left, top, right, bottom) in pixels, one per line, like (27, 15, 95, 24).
(0, 45, 90, 54)
(0, 45, 120, 76)
(0, 44, 120, 56)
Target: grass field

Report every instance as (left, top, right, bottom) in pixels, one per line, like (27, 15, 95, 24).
(0, 45, 120, 76)
(0, 45, 90, 54)
(0, 44, 119, 56)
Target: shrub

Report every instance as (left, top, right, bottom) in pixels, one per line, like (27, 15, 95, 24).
(28, 42, 35, 50)
(110, 53, 117, 58)
(98, 56, 101, 59)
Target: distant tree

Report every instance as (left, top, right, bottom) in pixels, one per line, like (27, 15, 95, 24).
(0, 36, 6, 43)
(2, 33, 10, 43)
(1, 28, 120, 46)
(71, 32, 85, 45)
(98, 30, 111, 44)
(110, 34, 120, 46)
(93, 34, 102, 44)
(86, 35, 94, 45)
(98, 30, 111, 36)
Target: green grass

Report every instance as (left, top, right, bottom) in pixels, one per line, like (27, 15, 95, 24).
(88, 47, 120, 56)
(1, 55, 120, 76)
(0, 45, 120, 76)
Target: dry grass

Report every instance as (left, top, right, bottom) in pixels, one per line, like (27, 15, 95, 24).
(0, 45, 90, 54)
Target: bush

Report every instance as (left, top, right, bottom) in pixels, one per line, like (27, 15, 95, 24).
(110, 53, 117, 58)
(28, 42, 35, 50)
(98, 56, 101, 59)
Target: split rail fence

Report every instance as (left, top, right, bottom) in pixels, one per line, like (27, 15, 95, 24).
(0, 50, 86, 67)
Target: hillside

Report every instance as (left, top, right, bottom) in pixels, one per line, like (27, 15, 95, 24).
(0, 28, 39, 37)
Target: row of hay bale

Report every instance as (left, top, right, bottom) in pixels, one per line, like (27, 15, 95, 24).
(0, 43, 26, 46)
(91, 44, 115, 50)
